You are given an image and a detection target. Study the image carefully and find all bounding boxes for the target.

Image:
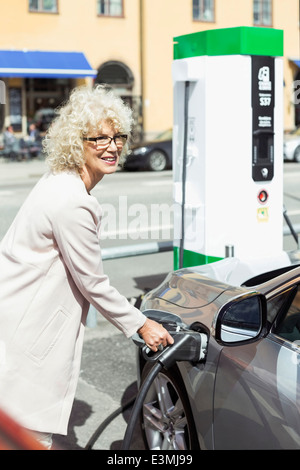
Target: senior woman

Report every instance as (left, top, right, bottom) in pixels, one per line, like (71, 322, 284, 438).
(0, 85, 173, 449)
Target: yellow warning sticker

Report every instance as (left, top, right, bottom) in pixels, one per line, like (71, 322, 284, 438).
(257, 207, 269, 222)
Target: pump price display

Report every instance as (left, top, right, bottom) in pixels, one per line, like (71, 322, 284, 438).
(259, 95, 272, 106)
(251, 55, 275, 182)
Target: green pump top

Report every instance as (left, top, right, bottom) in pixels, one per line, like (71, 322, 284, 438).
(173, 26, 283, 60)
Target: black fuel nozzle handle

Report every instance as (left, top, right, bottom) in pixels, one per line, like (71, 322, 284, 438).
(142, 330, 207, 368)
(141, 343, 169, 363)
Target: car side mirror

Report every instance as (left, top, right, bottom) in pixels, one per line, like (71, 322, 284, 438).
(216, 294, 266, 344)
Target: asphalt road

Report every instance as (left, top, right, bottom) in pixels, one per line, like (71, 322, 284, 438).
(1, 158, 300, 451)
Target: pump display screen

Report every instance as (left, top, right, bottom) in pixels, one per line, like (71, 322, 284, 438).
(252, 56, 275, 182)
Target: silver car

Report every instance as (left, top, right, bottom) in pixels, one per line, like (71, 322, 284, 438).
(284, 127, 300, 162)
(136, 261, 300, 450)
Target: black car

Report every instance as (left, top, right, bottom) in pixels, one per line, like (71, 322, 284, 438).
(123, 129, 172, 171)
(34, 108, 56, 132)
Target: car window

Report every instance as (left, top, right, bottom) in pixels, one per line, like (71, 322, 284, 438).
(155, 129, 172, 141)
(289, 127, 300, 136)
(272, 286, 300, 342)
(267, 287, 296, 325)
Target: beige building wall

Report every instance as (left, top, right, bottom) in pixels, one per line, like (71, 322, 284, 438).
(0, 0, 299, 137)
(142, 0, 300, 135)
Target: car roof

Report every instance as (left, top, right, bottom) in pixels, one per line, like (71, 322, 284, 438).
(245, 264, 300, 297)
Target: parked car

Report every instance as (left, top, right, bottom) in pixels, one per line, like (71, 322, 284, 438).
(135, 259, 300, 450)
(123, 129, 172, 171)
(284, 127, 300, 162)
(34, 107, 56, 133)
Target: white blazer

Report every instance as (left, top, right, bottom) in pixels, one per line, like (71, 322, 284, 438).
(0, 170, 146, 434)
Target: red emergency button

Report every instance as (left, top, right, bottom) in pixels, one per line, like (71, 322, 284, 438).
(258, 190, 268, 204)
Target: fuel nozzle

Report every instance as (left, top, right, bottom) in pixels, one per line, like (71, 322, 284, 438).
(142, 330, 208, 369)
(132, 309, 208, 369)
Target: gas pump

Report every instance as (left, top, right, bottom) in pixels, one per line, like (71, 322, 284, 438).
(172, 27, 291, 281)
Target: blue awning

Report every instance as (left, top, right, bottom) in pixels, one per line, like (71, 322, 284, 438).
(290, 59, 300, 68)
(0, 50, 97, 78)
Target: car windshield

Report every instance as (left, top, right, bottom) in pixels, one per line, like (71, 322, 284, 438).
(154, 129, 172, 141)
(288, 127, 300, 136)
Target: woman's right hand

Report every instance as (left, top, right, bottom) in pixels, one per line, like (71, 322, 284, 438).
(137, 318, 174, 352)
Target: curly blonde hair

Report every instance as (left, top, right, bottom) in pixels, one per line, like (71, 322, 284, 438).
(43, 84, 133, 172)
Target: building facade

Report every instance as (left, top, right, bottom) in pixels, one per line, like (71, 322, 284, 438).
(0, 0, 299, 139)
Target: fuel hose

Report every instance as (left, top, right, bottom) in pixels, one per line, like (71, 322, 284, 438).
(85, 328, 207, 450)
(121, 331, 207, 450)
(84, 395, 136, 450)
(121, 361, 163, 450)
(179, 80, 190, 269)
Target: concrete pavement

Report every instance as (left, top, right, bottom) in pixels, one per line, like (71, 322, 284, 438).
(0, 157, 47, 185)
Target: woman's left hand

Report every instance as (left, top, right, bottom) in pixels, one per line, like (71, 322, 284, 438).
(137, 318, 174, 352)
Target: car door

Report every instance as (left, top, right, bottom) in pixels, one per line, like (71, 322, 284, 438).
(212, 285, 300, 449)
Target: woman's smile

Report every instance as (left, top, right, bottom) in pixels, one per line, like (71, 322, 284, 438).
(98, 154, 118, 164)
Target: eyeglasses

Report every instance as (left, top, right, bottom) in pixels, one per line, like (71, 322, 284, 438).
(83, 134, 128, 149)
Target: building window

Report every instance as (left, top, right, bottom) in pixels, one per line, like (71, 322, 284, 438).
(193, 0, 215, 22)
(29, 0, 58, 13)
(95, 61, 133, 88)
(25, 78, 72, 131)
(253, 0, 272, 26)
(97, 0, 124, 17)
(9, 88, 22, 133)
